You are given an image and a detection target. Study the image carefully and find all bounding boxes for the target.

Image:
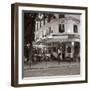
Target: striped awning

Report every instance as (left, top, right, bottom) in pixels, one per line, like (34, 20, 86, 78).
(35, 34, 80, 44)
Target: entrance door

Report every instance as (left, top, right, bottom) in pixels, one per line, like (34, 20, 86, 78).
(74, 42, 80, 62)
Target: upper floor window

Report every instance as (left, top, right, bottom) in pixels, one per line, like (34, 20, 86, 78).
(73, 25, 78, 33)
(59, 24, 65, 33)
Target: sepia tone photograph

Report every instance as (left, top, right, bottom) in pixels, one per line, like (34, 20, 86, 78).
(23, 11, 80, 77)
(11, 3, 87, 87)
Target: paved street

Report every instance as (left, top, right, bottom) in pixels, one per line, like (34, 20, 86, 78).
(24, 61, 80, 77)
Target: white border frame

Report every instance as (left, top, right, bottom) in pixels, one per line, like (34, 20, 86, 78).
(18, 6, 86, 84)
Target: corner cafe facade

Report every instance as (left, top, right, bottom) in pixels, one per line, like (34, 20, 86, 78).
(33, 33, 80, 62)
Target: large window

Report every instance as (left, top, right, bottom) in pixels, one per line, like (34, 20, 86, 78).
(59, 24, 65, 33)
(67, 46, 71, 53)
(73, 25, 78, 33)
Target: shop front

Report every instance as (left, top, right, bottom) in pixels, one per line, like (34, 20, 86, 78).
(33, 34, 80, 62)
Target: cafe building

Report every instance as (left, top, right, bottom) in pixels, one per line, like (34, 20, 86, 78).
(33, 14, 80, 62)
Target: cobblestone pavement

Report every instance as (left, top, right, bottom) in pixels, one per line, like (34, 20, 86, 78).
(24, 61, 80, 77)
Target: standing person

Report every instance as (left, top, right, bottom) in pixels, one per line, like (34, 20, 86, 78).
(57, 48, 61, 64)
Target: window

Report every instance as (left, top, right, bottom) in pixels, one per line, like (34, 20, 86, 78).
(73, 25, 78, 33)
(67, 46, 71, 53)
(59, 24, 65, 33)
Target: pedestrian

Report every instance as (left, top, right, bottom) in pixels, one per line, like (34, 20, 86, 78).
(57, 48, 61, 64)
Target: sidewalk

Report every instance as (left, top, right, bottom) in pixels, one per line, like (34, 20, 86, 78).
(24, 61, 80, 70)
